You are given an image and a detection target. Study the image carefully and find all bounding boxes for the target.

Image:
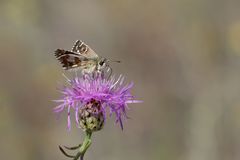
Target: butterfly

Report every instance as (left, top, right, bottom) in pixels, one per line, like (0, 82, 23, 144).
(54, 40, 118, 75)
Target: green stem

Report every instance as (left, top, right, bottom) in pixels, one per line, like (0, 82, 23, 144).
(79, 131, 92, 160)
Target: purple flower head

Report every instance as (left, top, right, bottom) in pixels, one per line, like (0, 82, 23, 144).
(54, 74, 141, 131)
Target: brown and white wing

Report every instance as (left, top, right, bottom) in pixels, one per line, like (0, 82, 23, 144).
(54, 49, 86, 70)
(71, 40, 82, 52)
(72, 40, 99, 59)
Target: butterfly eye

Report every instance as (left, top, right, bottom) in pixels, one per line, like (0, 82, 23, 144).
(99, 60, 104, 66)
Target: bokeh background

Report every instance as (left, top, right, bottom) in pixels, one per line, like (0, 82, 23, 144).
(1, 0, 240, 160)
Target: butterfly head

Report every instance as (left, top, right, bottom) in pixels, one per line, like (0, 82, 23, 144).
(98, 57, 109, 69)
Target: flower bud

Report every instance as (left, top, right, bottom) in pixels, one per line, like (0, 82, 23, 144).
(78, 99, 104, 132)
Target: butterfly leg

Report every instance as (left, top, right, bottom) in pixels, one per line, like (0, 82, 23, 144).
(105, 66, 112, 80)
(62, 73, 71, 84)
(74, 70, 78, 77)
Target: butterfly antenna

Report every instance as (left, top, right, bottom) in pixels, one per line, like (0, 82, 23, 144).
(109, 60, 121, 63)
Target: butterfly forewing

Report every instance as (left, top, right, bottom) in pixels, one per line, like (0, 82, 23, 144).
(75, 40, 99, 59)
(71, 40, 82, 52)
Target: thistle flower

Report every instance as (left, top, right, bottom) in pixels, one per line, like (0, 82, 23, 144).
(78, 99, 105, 132)
(54, 74, 141, 131)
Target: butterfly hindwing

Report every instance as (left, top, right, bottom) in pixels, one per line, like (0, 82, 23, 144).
(54, 49, 84, 70)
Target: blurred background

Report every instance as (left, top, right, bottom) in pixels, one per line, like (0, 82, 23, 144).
(1, 0, 240, 160)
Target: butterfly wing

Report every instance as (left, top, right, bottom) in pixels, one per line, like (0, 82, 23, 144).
(71, 40, 81, 52)
(54, 49, 86, 70)
(74, 40, 99, 59)
(54, 40, 99, 71)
